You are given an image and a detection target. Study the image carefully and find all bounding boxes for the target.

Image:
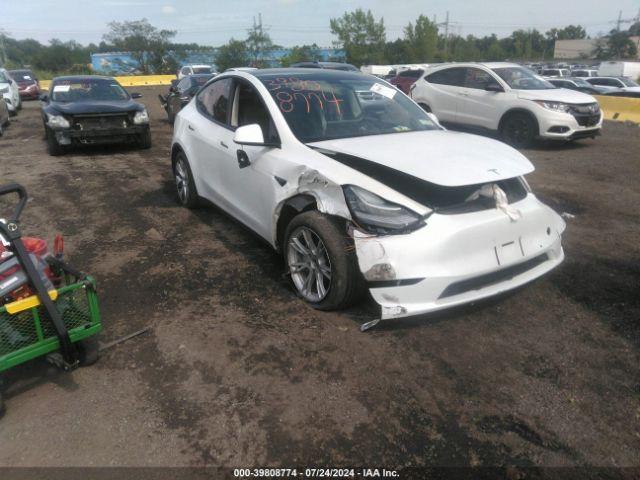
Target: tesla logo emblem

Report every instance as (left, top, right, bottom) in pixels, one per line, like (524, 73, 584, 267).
(487, 169, 500, 175)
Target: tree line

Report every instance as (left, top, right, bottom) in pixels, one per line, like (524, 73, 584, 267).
(1, 11, 638, 77)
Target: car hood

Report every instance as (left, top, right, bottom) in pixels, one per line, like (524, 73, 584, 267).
(308, 130, 534, 187)
(516, 88, 596, 103)
(50, 100, 143, 115)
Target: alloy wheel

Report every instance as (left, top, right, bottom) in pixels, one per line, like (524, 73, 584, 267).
(175, 159, 189, 204)
(287, 226, 332, 303)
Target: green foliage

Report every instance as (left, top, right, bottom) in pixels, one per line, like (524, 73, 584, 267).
(404, 15, 438, 62)
(246, 22, 274, 67)
(330, 9, 386, 65)
(593, 30, 638, 59)
(103, 18, 177, 74)
(215, 39, 250, 72)
(280, 44, 322, 66)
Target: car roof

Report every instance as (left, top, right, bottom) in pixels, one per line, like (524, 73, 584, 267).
(250, 68, 364, 80)
(185, 64, 211, 68)
(51, 75, 115, 82)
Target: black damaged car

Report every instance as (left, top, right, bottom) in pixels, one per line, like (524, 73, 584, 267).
(158, 73, 214, 124)
(40, 75, 151, 155)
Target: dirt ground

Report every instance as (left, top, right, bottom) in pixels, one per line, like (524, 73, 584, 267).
(0, 87, 638, 472)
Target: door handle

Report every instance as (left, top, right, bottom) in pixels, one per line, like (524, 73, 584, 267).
(187, 124, 195, 131)
(220, 141, 228, 149)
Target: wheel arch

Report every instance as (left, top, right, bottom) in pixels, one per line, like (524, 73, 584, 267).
(498, 108, 540, 136)
(275, 194, 318, 253)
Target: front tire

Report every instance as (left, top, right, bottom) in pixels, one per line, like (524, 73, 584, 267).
(500, 112, 537, 148)
(138, 128, 152, 149)
(284, 211, 364, 311)
(173, 152, 199, 208)
(46, 128, 64, 156)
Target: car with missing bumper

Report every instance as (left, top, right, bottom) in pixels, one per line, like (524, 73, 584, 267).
(170, 68, 565, 324)
(411, 62, 602, 147)
(40, 76, 151, 155)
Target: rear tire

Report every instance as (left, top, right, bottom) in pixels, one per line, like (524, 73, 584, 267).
(419, 103, 432, 113)
(284, 211, 364, 311)
(500, 112, 537, 148)
(46, 128, 64, 156)
(173, 152, 199, 208)
(138, 128, 152, 149)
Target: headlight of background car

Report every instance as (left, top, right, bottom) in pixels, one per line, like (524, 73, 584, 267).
(343, 185, 424, 234)
(133, 109, 149, 124)
(47, 114, 70, 129)
(533, 100, 571, 113)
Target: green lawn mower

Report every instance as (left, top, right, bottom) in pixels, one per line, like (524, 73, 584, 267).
(0, 183, 102, 416)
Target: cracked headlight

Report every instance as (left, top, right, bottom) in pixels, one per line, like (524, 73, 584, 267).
(47, 114, 70, 129)
(343, 185, 424, 235)
(133, 109, 149, 124)
(533, 100, 571, 113)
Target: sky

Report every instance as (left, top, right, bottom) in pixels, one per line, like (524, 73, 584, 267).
(1, 0, 639, 47)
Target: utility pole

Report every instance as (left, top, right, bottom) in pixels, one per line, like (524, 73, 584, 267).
(442, 11, 450, 59)
(616, 10, 622, 31)
(0, 29, 7, 67)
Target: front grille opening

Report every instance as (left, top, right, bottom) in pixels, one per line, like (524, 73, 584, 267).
(438, 253, 549, 299)
(548, 126, 570, 134)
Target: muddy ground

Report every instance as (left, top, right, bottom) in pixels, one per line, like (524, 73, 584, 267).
(0, 87, 638, 472)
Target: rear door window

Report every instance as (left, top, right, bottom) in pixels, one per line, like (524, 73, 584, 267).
(196, 77, 233, 125)
(426, 68, 466, 87)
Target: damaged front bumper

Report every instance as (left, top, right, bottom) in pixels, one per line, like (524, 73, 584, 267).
(353, 194, 565, 320)
(54, 126, 149, 146)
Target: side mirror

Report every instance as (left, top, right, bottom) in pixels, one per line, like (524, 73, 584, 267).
(130, 92, 142, 99)
(485, 84, 503, 92)
(39, 94, 49, 102)
(233, 124, 279, 148)
(426, 112, 442, 127)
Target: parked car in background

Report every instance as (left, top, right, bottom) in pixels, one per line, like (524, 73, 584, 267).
(571, 69, 598, 78)
(389, 69, 424, 94)
(177, 64, 216, 80)
(411, 62, 602, 147)
(8, 69, 41, 100)
(170, 68, 565, 321)
(159, 73, 214, 124)
(0, 97, 10, 136)
(547, 77, 604, 95)
(0, 68, 22, 115)
(597, 61, 640, 79)
(290, 61, 359, 72)
(541, 68, 571, 77)
(585, 77, 640, 92)
(40, 76, 151, 155)
(603, 89, 640, 98)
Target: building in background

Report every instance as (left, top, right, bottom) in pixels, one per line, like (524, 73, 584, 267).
(554, 37, 640, 60)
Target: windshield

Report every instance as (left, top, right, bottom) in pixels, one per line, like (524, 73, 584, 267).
(192, 67, 213, 74)
(493, 67, 555, 90)
(10, 71, 35, 83)
(620, 78, 639, 87)
(571, 78, 591, 87)
(51, 78, 129, 102)
(259, 72, 439, 143)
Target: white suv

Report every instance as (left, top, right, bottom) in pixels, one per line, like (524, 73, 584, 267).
(0, 68, 21, 116)
(411, 62, 602, 147)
